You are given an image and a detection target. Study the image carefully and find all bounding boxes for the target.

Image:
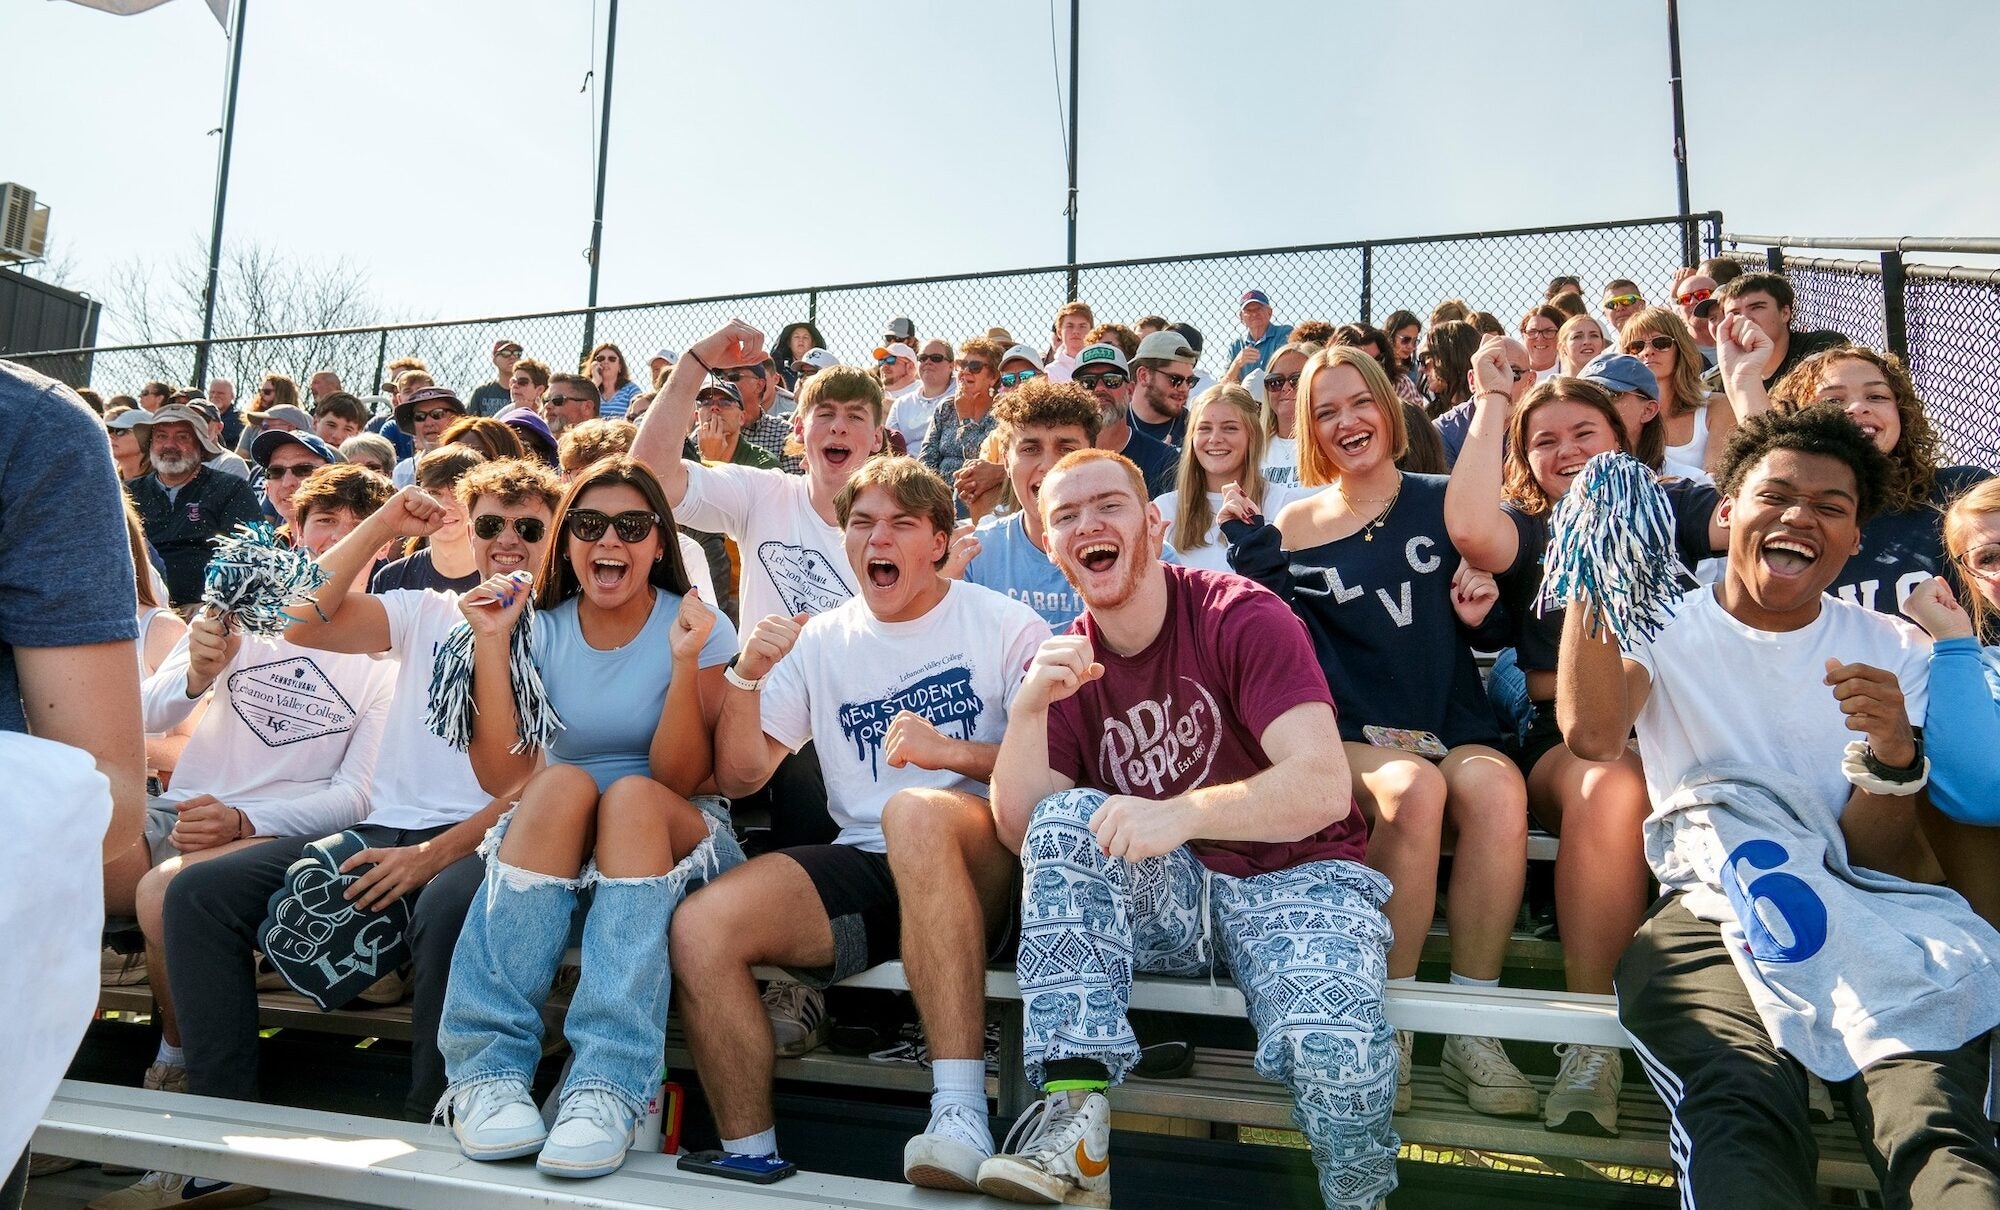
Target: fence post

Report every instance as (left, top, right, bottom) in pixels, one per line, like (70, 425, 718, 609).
(1358, 243, 1373, 325)
(1880, 250, 1908, 360)
(1765, 246, 1785, 273)
(1704, 211, 1723, 260)
(371, 329, 388, 396)
(808, 288, 818, 329)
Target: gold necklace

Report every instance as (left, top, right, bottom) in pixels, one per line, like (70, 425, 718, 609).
(1339, 477, 1402, 542)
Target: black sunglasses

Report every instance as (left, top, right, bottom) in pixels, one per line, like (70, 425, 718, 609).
(916, 352, 951, 365)
(541, 394, 587, 408)
(1150, 370, 1197, 390)
(955, 359, 990, 374)
(1263, 372, 1302, 392)
(565, 508, 661, 544)
(1073, 371, 1128, 389)
(410, 406, 461, 424)
(1624, 336, 1678, 354)
(713, 367, 767, 384)
(262, 462, 322, 482)
(473, 514, 547, 542)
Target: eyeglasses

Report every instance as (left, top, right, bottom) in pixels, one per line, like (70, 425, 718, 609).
(872, 348, 900, 366)
(713, 367, 767, 384)
(497, 348, 522, 358)
(139, 389, 166, 398)
(565, 508, 661, 544)
(473, 514, 548, 543)
(591, 353, 620, 363)
(1507, 365, 1530, 382)
(411, 406, 461, 424)
(917, 352, 951, 365)
(259, 387, 276, 397)
(955, 359, 990, 374)
(1962, 543, 2000, 582)
(1263, 372, 1302, 392)
(1604, 294, 1643, 309)
(541, 395, 586, 408)
(1675, 287, 1714, 307)
(1149, 370, 1197, 390)
(1000, 370, 1041, 387)
(696, 393, 742, 409)
(510, 377, 534, 387)
(263, 462, 322, 481)
(1073, 371, 1128, 389)
(1624, 336, 1678, 354)
(1524, 326, 1558, 339)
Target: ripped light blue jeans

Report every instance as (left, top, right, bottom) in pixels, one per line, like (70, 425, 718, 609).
(1017, 788, 1400, 1210)
(437, 795, 742, 1120)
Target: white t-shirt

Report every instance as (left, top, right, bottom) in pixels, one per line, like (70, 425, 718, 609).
(886, 382, 941, 452)
(141, 631, 397, 837)
(1046, 351, 1081, 383)
(1626, 587, 1932, 821)
(371, 588, 497, 830)
(677, 462, 858, 624)
(1154, 483, 1293, 573)
(1261, 436, 1300, 489)
(676, 532, 716, 602)
(758, 581, 1050, 851)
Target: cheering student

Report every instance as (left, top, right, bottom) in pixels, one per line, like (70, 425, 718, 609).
(1561, 409, 2000, 1208)
(1219, 345, 1536, 1121)
(1156, 384, 1290, 573)
(1442, 350, 1726, 1137)
(438, 456, 738, 1179)
(1721, 328, 1995, 615)
(1900, 477, 2000, 923)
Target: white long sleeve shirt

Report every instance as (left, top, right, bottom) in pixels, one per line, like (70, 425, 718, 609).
(142, 631, 397, 837)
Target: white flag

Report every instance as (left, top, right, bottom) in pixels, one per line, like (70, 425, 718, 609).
(53, 0, 230, 32)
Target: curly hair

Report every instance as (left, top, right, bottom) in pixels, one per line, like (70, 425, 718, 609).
(1768, 346, 1939, 516)
(558, 417, 638, 476)
(1290, 319, 1337, 347)
(992, 378, 1103, 445)
(1716, 409, 1891, 526)
(455, 456, 563, 515)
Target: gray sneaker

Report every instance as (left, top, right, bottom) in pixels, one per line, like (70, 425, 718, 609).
(762, 981, 829, 1057)
(1544, 1043, 1622, 1136)
(1440, 1034, 1538, 1118)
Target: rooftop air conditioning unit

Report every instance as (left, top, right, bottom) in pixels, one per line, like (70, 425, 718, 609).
(0, 184, 50, 264)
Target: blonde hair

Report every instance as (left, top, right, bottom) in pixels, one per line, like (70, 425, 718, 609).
(1171, 385, 1268, 553)
(1295, 346, 1409, 488)
(1943, 477, 2000, 636)
(559, 418, 638, 476)
(1620, 306, 1707, 420)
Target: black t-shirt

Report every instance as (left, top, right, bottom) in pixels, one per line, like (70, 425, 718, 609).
(1118, 428, 1179, 498)
(1128, 410, 1188, 450)
(1495, 477, 1724, 677)
(1832, 465, 1993, 615)
(369, 549, 482, 594)
(468, 381, 511, 417)
(1224, 473, 1499, 748)
(1763, 328, 1850, 389)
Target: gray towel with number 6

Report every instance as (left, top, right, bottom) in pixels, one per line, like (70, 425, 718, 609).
(1648, 762, 2000, 1081)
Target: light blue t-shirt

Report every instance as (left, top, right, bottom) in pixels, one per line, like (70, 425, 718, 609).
(531, 588, 737, 790)
(962, 511, 1177, 631)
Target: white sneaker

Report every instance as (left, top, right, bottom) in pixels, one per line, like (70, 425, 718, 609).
(1393, 1029, 1413, 1113)
(976, 1090, 1112, 1207)
(904, 1101, 994, 1192)
(85, 1171, 267, 1210)
(536, 1088, 636, 1179)
(1441, 1034, 1538, 1118)
(762, 982, 829, 1057)
(447, 1080, 547, 1161)
(142, 1061, 188, 1093)
(1807, 1071, 1836, 1123)
(1544, 1043, 1623, 1136)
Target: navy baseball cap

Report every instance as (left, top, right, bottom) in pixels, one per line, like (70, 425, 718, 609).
(252, 427, 344, 468)
(1240, 289, 1272, 308)
(1578, 351, 1660, 401)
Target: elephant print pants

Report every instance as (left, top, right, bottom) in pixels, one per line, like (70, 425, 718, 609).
(1016, 788, 1400, 1210)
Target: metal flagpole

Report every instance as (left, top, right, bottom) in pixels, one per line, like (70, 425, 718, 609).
(1666, 0, 1696, 265)
(192, 0, 248, 385)
(581, 0, 620, 355)
(1064, 0, 1080, 301)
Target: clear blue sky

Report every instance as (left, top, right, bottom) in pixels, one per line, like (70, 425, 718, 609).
(11, 0, 2000, 345)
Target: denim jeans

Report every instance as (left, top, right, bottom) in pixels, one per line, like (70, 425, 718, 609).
(438, 797, 742, 1119)
(1017, 788, 1399, 1210)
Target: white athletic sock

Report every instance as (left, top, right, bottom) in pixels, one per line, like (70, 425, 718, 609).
(155, 1040, 185, 1066)
(1449, 971, 1500, 988)
(930, 1058, 988, 1119)
(723, 1129, 778, 1158)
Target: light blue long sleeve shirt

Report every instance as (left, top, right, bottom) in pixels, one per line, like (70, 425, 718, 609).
(1924, 636, 2000, 825)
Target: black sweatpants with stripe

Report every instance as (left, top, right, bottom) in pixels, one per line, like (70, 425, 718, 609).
(1615, 894, 2000, 1210)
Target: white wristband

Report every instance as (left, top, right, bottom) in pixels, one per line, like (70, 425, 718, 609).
(723, 663, 763, 692)
(1840, 740, 1929, 796)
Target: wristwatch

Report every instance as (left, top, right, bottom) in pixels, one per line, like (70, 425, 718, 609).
(723, 656, 763, 692)
(1862, 735, 1926, 783)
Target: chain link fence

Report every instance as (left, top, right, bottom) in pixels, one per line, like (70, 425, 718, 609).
(13, 214, 1715, 406)
(1723, 238, 2000, 470)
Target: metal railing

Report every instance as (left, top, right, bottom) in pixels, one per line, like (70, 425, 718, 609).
(1722, 233, 2000, 470)
(13, 213, 1719, 406)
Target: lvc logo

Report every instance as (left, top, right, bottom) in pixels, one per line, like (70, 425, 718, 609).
(1098, 677, 1221, 796)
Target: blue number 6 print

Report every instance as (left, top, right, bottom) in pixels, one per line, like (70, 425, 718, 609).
(1720, 839, 1828, 964)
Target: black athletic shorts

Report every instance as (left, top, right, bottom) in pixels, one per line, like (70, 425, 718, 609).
(1509, 698, 1566, 777)
(780, 844, 901, 987)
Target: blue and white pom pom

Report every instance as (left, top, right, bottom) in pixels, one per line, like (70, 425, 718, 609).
(201, 522, 332, 637)
(1536, 451, 1681, 649)
(424, 571, 564, 754)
